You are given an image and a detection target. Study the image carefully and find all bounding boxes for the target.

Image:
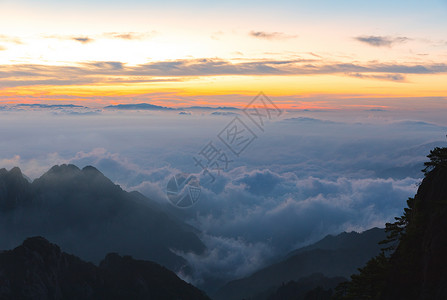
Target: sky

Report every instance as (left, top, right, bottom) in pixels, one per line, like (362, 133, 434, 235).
(1, 0, 447, 108)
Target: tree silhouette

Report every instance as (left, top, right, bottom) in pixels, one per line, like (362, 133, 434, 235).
(333, 146, 447, 300)
(423, 146, 447, 174)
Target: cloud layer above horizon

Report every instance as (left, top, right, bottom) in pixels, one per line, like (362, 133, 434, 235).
(1, 0, 447, 105)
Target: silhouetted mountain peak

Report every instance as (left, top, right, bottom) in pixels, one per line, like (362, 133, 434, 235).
(287, 227, 385, 258)
(0, 163, 205, 272)
(47, 164, 81, 175)
(81, 165, 113, 182)
(0, 166, 25, 181)
(82, 165, 101, 174)
(0, 237, 210, 300)
(34, 164, 119, 196)
(18, 236, 65, 267)
(100, 252, 123, 266)
(0, 166, 31, 210)
(22, 236, 60, 252)
(36, 164, 82, 185)
(8, 166, 23, 176)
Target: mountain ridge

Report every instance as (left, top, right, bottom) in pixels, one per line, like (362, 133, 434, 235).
(0, 236, 210, 300)
(104, 103, 174, 110)
(214, 227, 386, 300)
(0, 164, 204, 272)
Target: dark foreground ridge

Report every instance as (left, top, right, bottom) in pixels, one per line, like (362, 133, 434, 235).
(335, 147, 447, 299)
(0, 236, 210, 300)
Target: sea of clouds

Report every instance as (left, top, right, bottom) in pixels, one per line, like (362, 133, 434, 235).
(1, 104, 446, 286)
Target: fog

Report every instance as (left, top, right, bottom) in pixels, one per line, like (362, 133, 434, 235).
(1, 104, 446, 285)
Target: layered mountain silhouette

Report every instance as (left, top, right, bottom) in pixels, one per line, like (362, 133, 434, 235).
(0, 236, 210, 300)
(266, 273, 345, 300)
(3, 145, 445, 300)
(0, 164, 204, 272)
(214, 227, 386, 300)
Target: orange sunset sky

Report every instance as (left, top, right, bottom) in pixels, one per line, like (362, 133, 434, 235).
(1, 0, 446, 109)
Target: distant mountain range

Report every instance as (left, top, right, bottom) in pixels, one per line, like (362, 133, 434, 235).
(214, 227, 386, 300)
(0, 165, 204, 272)
(186, 106, 239, 110)
(104, 103, 239, 111)
(0, 236, 210, 300)
(4, 102, 241, 111)
(104, 103, 174, 110)
(15, 104, 87, 109)
(210, 111, 239, 116)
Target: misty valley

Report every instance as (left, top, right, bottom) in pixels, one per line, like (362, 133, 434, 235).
(1, 143, 447, 299)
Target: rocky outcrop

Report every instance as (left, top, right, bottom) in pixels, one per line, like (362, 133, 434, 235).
(0, 237, 210, 300)
(381, 166, 447, 299)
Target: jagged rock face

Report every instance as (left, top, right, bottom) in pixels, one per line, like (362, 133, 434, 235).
(0, 165, 205, 272)
(0, 237, 99, 299)
(0, 237, 210, 300)
(382, 166, 447, 299)
(417, 167, 447, 298)
(0, 167, 32, 210)
(98, 253, 208, 300)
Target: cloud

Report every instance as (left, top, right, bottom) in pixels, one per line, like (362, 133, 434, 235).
(1, 110, 446, 285)
(171, 166, 420, 285)
(175, 234, 273, 286)
(210, 31, 224, 40)
(354, 35, 410, 47)
(250, 31, 297, 40)
(0, 35, 22, 44)
(0, 78, 99, 88)
(347, 72, 406, 82)
(44, 35, 94, 44)
(283, 117, 338, 124)
(57, 146, 421, 286)
(72, 37, 94, 44)
(88, 61, 124, 70)
(103, 31, 156, 40)
(1, 58, 447, 88)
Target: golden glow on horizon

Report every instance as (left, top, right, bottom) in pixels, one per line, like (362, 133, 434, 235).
(1, 73, 446, 109)
(1, 1, 446, 108)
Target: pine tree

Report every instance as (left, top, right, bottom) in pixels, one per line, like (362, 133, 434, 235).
(333, 146, 447, 299)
